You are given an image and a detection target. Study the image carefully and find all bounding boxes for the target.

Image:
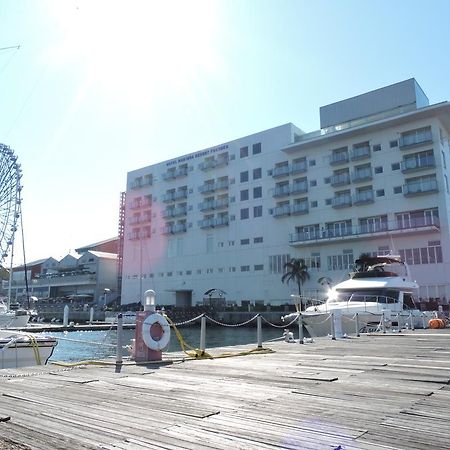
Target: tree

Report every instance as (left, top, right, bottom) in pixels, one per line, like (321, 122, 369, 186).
(282, 258, 310, 305)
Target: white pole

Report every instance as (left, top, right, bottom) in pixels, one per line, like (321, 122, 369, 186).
(257, 315, 262, 348)
(382, 311, 386, 333)
(355, 312, 360, 337)
(200, 315, 206, 353)
(331, 313, 336, 340)
(116, 313, 123, 365)
(89, 307, 94, 324)
(298, 314, 304, 344)
(63, 305, 69, 327)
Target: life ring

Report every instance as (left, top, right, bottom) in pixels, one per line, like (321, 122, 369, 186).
(141, 313, 171, 351)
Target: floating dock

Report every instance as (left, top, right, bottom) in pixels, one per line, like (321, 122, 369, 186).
(1, 329, 450, 449)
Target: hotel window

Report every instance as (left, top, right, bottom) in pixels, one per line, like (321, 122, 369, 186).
(253, 186, 262, 198)
(252, 142, 262, 155)
(240, 208, 249, 220)
(254, 236, 263, 243)
(374, 166, 383, 174)
(240, 238, 250, 245)
(390, 140, 398, 148)
(373, 144, 381, 152)
(240, 189, 249, 201)
(253, 168, 262, 179)
(240, 146, 248, 158)
(269, 254, 291, 274)
(240, 171, 249, 183)
(391, 162, 400, 171)
(311, 200, 318, 207)
(309, 159, 316, 166)
(376, 189, 385, 197)
(229, 267, 236, 272)
(393, 186, 402, 194)
(254, 264, 264, 271)
(254, 205, 263, 217)
(241, 265, 250, 272)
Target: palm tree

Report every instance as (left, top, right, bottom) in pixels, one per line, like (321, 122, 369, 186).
(282, 258, 310, 308)
(355, 252, 373, 272)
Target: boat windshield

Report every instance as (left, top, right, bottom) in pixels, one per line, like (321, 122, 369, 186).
(353, 261, 408, 278)
(328, 289, 400, 304)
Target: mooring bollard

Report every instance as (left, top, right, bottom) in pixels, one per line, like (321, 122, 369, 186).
(200, 315, 206, 353)
(355, 312, 360, 337)
(63, 305, 69, 327)
(331, 313, 336, 340)
(257, 314, 262, 348)
(298, 314, 304, 344)
(116, 313, 123, 365)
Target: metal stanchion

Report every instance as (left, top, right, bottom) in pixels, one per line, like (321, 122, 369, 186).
(298, 314, 304, 344)
(331, 313, 336, 340)
(382, 311, 386, 333)
(410, 314, 414, 331)
(355, 312, 360, 337)
(116, 313, 123, 366)
(257, 314, 262, 348)
(200, 315, 206, 353)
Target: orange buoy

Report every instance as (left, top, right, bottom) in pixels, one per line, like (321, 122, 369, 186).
(428, 318, 445, 329)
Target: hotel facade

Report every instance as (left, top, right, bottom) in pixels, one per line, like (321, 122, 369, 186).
(121, 79, 450, 308)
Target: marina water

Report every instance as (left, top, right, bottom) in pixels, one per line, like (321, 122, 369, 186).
(44, 326, 287, 362)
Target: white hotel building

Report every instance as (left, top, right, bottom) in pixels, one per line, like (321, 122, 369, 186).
(121, 79, 450, 308)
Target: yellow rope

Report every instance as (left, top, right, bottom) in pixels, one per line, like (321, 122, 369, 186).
(163, 314, 275, 360)
(27, 335, 42, 365)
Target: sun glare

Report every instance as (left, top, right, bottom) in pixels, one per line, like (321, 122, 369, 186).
(46, 0, 221, 107)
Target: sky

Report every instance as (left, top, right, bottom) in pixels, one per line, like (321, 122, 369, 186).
(1, 0, 450, 265)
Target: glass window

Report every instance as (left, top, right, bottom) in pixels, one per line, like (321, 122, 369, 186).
(252, 143, 261, 154)
(253, 168, 262, 179)
(240, 146, 248, 158)
(253, 186, 262, 198)
(240, 208, 249, 220)
(240, 189, 249, 201)
(253, 205, 263, 217)
(240, 171, 249, 183)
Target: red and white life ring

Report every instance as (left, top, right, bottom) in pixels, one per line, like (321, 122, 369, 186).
(141, 313, 171, 351)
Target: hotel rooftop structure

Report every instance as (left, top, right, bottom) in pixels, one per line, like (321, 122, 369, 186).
(121, 79, 450, 308)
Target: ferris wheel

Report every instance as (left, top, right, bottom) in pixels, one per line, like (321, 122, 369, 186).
(0, 143, 22, 264)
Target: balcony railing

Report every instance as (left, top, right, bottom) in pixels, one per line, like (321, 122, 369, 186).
(401, 156, 435, 172)
(30, 274, 97, 286)
(199, 218, 215, 229)
(291, 161, 308, 174)
(162, 170, 176, 180)
(199, 183, 215, 194)
(214, 216, 229, 227)
(329, 153, 349, 165)
(289, 217, 440, 245)
(291, 203, 309, 215)
(273, 205, 291, 217)
(162, 192, 175, 202)
(272, 165, 290, 178)
(273, 185, 291, 197)
(330, 173, 350, 187)
(353, 190, 374, 205)
(199, 160, 216, 171)
(174, 190, 188, 200)
(352, 169, 372, 183)
(291, 182, 308, 194)
(199, 200, 215, 211)
(351, 146, 371, 160)
(172, 223, 187, 233)
(399, 131, 432, 149)
(331, 196, 352, 208)
(403, 179, 438, 196)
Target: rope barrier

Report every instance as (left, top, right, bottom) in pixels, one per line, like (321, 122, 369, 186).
(261, 314, 299, 328)
(204, 313, 260, 328)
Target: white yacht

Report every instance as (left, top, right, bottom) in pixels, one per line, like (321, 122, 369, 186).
(301, 255, 436, 337)
(0, 330, 57, 369)
(0, 299, 31, 328)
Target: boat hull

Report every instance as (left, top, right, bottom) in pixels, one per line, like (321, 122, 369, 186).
(302, 310, 435, 337)
(0, 332, 57, 369)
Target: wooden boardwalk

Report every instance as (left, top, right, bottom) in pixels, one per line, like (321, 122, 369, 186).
(1, 330, 450, 449)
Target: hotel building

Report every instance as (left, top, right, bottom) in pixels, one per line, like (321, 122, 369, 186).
(121, 79, 450, 308)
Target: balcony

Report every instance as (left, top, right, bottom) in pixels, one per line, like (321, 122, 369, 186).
(289, 217, 440, 247)
(331, 196, 352, 208)
(291, 161, 307, 175)
(199, 183, 215, 194)
(291, 182, 308, 194)
(162, 192, 176, 202)
(272, 165, 290, 178)
(353, 190, 374, 205)
(30, 273, 97, 287)
(351, 145, 371, 161)
(130, 201, 142, 210)
(291, 203, 309, 215)
(199, 218, 215, 229)
(403, 179, 438, 197)
(199, 200, 215, 211)
(174, 189, 188, 200)
(214, 216, 229, 227)
(330, 173, 350, 187)
(273, 185, 291, 198)
(162, 166, 187, 180)
(141, 199, 152, 208)
(215, 179, 229, 190)
(401, 156, 435, 173)
(399, 130, 432, 149)
(162, 170, 176, 180)
(273, 205, 291, 217)
(352, 169, 373, 183)
(172, 223, 187, 234)
(199, 160, 216, 171)
(329, 153, 349, 165)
